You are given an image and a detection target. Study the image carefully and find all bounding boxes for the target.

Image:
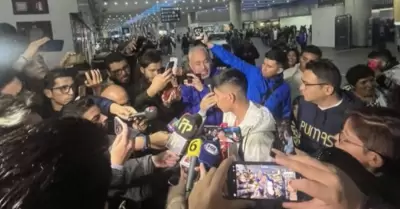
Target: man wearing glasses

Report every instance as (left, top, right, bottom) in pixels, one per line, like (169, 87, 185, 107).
(104, 52, 136, 98)
(295, 59, 363, 155)
(42, 68, 134, 120)
(42, 69, 76, 118)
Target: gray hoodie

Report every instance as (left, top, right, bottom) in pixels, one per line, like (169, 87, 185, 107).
(223, 101, 276, 162)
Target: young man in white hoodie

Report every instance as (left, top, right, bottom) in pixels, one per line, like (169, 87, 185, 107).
(199, 70, 276, 162)
(284, 45, 322, 102)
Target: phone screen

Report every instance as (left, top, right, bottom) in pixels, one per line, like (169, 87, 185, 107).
(228, 162, 298, 201)
(39, 40, 64, 52)
(78, 85, 86, 97)
(166, 61, 174, 70)
(114, 117, 141, 138)
(167, 117, 179, 132)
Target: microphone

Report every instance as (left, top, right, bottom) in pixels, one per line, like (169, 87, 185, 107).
(166, 114, 201, 156)
(129, 106, 158, 120)
(198, 140, 221, 169)
(185, 138, 203, 196)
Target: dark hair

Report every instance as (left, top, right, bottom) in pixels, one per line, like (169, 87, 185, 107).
(346, 64, 374, 86)
(302, 45, 322, 58)
(60, 97, 96, 118)
(347, 107, 400, 173)
(287, 48, 300, 61)
(368, 49, 396, 63)
(104, 52, 127, 70)
(0, 94, 31, 134)
(43, 68, 74, 89)
(265, 47, 287, 67)
(0, 118, 110, 209)
(138, 49, 162, 69)
(213, 69, 248, 95)
(305, 59, 342, 90)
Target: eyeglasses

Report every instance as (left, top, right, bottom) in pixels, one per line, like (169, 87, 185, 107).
(337, 131, 386, 158)
(52, 84, 75, 94)
(111, 65, 130, 76)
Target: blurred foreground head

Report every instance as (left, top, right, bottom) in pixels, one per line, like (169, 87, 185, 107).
(0, 118, 111, 209)
(0, 93, 40, 135)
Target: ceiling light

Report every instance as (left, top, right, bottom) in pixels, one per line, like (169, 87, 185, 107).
(199, 6, 201, 9)
(213, 8, 215, 10)
(135, 1, 138, 4)
(114, 1, 117, 5)
(125, 2, 128, 5)
(145, 1, 148, 3)
(215, 0, 218, 2)
(174, 0, 177, 2)
(156, 0, 159, 3)
(104, 2, 108, 5)
(191, 0, 194, 2)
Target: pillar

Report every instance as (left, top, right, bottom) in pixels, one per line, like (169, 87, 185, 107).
(394, 0, 400, 26)
(241, 12, 251, 22)
(165, 22, 171, 32)
(229, 0, 242, 30)
(344, 0, 371, 47)
(188, 12, 196, 25)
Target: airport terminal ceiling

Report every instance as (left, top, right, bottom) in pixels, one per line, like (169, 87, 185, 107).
(97, 0, 300, 30)
(94, 0, 393, 31)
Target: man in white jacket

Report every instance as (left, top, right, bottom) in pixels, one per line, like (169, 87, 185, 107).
(199, 70, 276, 162)
(284, 45, 322, 102)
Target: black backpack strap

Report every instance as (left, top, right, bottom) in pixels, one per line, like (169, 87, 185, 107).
(261, 79, 284, 105)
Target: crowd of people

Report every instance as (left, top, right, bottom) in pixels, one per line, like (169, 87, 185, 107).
(0, 20, 400, 209)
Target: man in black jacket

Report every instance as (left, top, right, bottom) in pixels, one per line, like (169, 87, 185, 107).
(132, 49, 184, 131)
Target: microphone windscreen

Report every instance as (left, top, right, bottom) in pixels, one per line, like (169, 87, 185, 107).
(175, 114, 200, 139)
(144, 106, 158, 120)
(199, 141, 221, 168)
(186, 138, 203, 157)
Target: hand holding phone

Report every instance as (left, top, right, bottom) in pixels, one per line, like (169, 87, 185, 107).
(39, 40, 64, 52)
(110, 117, 134, 165)
(149, 68, 174, 95)
(226, 162, 299, 201)
(187, 157, 256, 209)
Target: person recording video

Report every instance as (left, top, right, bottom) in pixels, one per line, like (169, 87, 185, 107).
(181, 45, 222, 126)
(132, 49, 184, 130)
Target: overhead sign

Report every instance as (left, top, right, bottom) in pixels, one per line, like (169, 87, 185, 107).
(317, 0, 343, 6)
(161, 7, 181, 23)
(372, 0, 393, 9)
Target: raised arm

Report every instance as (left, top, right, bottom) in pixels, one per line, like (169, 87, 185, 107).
(208, 44, 259, 78)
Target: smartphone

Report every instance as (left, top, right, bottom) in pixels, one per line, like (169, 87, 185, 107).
(226, 162, 299, 201)
(169, 57, 178, 74)
(78, 85, 86, 97)
(39, 40, 64, 52)
(208, 84, 213, 92)
(114, 117, 141, 138)
(114, 117, 125, 135)
(167, 117, 179, 132)
(193, 27, 204, 40)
